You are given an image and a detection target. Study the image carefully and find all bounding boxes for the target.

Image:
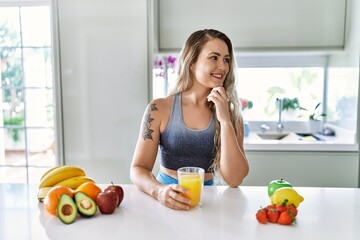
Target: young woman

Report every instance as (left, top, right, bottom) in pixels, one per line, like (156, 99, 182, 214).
(130, 29, 249, 210)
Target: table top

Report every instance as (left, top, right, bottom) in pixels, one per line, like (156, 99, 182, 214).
(1, 183, 360, 240)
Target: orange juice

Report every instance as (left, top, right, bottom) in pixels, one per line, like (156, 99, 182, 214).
(179, 175, 203, 207)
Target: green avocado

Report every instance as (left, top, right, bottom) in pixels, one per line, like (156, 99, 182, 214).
(74, 191, 97, 218)
(57, 194, 78, 224)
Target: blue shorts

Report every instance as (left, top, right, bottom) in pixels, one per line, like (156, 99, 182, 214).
(156, 171, 214, 186)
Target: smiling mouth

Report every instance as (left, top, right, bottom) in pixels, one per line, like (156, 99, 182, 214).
(211, 73, 224, 80)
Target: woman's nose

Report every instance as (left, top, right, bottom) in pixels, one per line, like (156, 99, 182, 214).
(217, 60, 226, 70)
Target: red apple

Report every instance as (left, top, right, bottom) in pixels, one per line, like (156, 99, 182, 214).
(105, 182, 124, 207)
(96, 190, 119, 214)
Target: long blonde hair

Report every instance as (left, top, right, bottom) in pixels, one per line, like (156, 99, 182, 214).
(169, 29, 243, 173)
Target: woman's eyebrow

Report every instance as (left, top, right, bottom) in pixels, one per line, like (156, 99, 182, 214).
(208, 52, 230, 57)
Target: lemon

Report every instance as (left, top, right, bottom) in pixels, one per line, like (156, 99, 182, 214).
(270, 187, 304, 208)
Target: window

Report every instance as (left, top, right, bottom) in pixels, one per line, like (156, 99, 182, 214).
(327, 67, 359, 131)
(153, 54, 178, 99)
(0, 1, 56, 183)
(236, 67, 324, 122)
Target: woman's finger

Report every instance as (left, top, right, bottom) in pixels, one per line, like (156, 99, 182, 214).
(210, 87, 229, 102)
(170, 185, 191, 204)
(162, 187, 190, 210)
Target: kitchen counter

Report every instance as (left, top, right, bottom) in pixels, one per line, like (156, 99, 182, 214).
(244, 122, 358, 151)
(245, 137, 358, 151)
(1, 183, 360, 240)
(245, 132, 358, 151)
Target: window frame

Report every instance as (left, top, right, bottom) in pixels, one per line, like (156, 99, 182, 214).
(0, 0, 62, 184)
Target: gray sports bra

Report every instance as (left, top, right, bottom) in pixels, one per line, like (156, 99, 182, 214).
(159, 92, 216, 173)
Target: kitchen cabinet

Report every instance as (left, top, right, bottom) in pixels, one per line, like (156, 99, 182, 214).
(157, 0, 346, 51)
(242, 151, 359, 187)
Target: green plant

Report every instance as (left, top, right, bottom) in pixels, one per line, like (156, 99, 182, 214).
(282, 97, 300, 111)
(299, 102, 326, 121)
(4, 116, 24, 142)
(239, 98, 253, 111)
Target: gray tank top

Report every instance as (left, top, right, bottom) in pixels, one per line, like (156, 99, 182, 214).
(159, 92, 216, 173)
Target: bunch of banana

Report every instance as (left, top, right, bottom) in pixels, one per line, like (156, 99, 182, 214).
(37, 165, 95, 202)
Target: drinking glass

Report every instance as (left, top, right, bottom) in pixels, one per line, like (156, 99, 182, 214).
(177, 167, 204, 207)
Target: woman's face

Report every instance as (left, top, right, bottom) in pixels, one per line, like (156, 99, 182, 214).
(191, 38, 230, 89)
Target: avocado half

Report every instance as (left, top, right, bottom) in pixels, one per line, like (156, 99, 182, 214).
(74, 192, 97, 217)
(57, 194, 78, 224)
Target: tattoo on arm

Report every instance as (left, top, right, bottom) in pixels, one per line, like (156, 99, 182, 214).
(141, 103, 158, 140)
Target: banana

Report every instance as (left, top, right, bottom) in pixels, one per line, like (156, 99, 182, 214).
(39, 166, 62, 181)
(53, 175, 95, 190)
(37, 187, 53, 202)
(39, 165, 86, 189)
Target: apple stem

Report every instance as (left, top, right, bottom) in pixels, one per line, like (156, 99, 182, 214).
(111, 181, 114, 185)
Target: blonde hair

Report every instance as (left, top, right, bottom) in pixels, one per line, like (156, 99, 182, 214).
(169, 29, 243, 174)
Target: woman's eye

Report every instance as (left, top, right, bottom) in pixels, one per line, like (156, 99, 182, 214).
(209, 55, 230, 63)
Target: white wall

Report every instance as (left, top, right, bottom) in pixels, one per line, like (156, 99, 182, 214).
(328, 0, 360, 67)
(56, 0, 148, 183)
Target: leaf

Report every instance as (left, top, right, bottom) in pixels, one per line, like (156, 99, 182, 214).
(314, 102, 321, 110)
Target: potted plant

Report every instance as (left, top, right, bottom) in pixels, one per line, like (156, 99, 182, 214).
(299, 102, 326, 133)
(239, 98, 253, 111)
(280, 97, 301, 120)
(299, 102, 326, 121)
(282, 97, 300, 111)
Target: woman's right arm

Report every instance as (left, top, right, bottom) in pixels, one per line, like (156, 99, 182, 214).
(130, 99, 191, 210)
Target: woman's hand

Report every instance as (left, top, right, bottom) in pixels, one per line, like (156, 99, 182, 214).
(207, 86, 230, 123)
(155, 184, 192, 210)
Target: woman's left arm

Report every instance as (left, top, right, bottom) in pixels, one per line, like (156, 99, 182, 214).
(219, 116, 249, 187)
(207, 87, 249, 187)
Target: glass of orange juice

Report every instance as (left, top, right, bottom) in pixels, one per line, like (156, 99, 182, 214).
(177, 167, 204, 207)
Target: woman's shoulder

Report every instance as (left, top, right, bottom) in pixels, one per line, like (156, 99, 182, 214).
(147, 95, 174, 131)
(147, 95, 174, 115)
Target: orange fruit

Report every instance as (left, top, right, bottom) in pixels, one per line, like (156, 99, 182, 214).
(44, 186, 75, 216)
(75, 182, 102, 201)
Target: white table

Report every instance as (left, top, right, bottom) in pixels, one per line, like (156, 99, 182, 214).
(1, 184, 360, 240)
